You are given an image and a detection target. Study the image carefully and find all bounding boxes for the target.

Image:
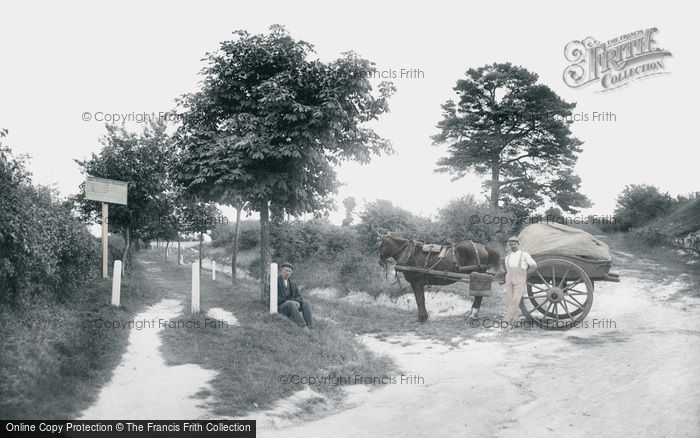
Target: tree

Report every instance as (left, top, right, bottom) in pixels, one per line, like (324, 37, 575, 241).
(174, 191, 220, 271)
(613, 184, 675, 231)
(74, 121, 172, 268)
(436, 195, 514, 246)
(433, 62, 591, 215)
(174, 25, 395, 301)
(228, 198, 246, 284)
(341, 196, 357, 227)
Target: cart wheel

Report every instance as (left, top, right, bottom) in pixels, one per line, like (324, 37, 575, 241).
(525, 278, 588, 318)
(519, 259, 593, 330)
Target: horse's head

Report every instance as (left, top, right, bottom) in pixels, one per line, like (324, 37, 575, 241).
(377, 231, 406, 267)
(378, 231, 391, 267)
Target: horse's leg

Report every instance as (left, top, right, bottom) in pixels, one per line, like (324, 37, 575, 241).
(410, 280, 429, 322)
(466, 296, 483, 319)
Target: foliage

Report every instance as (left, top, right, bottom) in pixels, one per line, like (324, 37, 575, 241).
(1, 133, 99, 307)
(73, 122, 218, 258)
(174, 25, 395, 215)
(73, 122, 172, 242)
(270, 218, 358, 261)
(173, 25, 395, 298)
(211, 220, 260, 250)
(436, 195, 515, 247)
(356, 200, 435, 250)
(341, 196, 357, 227)
(613, 184, 677, 231)
(433, 62, 591, 214)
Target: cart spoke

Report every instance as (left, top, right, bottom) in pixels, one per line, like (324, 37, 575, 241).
(566, 290, 589, 296)
(531, 298, 549, 313)
(527, 282, 546, 292)
(563, 278, 583, 292)
(564, 295, 585, 309)
(557, 268, 570, 288)
(561, 300, 575, 320)
(536, 271, 550, 287)
(551, 266, 556, 288)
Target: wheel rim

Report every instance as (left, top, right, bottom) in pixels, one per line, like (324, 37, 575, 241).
(519, 259, 593, 330)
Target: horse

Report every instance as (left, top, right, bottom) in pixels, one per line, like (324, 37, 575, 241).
(378, 232, 501, 322)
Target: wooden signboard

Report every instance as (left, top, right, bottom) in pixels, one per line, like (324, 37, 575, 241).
(85, 175, 128, 280)
(85, 176, 128, 205)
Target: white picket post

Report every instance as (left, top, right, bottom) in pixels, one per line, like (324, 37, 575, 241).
(111, 260, 122, 306)
(270, 263, 278, 314)
(191, 262, 200, 314)
(212, 260, 216, 281)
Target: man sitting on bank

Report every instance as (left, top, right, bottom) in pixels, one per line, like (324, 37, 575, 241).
(277, 262, 313, 331)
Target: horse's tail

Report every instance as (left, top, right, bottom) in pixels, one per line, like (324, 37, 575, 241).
(486, 246, 501, 271)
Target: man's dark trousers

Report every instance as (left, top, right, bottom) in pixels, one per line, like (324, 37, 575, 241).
(278, 300, 313, 328)
(277, 276, 313, 328)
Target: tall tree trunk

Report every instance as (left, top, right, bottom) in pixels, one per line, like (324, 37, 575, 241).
(490, 159, 500, 208)
(231, 205, 241, 285)
(121, 228, 131, 273)
(177, 235, 181, 265)
(260, 200, 271, 303)
(165, 241, 169, 262)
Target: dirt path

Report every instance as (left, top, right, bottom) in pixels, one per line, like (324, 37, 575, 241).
(78, 268, 220, 419)
(255, 250, 700, 437)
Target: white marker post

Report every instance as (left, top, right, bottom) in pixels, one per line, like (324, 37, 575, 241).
(111, 260, 122, 306)
(191, 262, 200, 314)
(179, 254, 184, 265)
(212, 261, 216, 281)
(269, 262, 278, 314)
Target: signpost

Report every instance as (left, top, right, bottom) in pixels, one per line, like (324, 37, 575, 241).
(85, 176, 128, 279)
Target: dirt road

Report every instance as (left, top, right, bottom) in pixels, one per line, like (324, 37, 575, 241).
(76, 247, 699, 436)
(255, 250, 700, 437)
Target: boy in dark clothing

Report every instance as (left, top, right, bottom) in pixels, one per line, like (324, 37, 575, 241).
(277, 262, 313, 330)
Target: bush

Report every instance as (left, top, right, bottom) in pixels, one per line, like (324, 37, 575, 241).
(356, 200, 434, 250)
(247, 256, 262, 280)
(436, 195, 515, 247)
(271, 219, 358, 261)
(238, 221, 260, 250)
(613, 184, 676, 231)
(210, 220, 259, 250)
(0, 140, 99, 308)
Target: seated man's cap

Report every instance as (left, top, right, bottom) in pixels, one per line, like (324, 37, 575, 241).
(507, 236, 521, 243)
(280, 262, 294, 270)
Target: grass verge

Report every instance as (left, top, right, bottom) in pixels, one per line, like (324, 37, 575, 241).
(141, 249, 396, 417)
(0, 255, 174, 419)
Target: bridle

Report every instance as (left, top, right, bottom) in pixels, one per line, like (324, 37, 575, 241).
(378, 233, 412, 285)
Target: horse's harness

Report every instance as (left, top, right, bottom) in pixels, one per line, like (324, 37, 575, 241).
(387, 237, 484, 277)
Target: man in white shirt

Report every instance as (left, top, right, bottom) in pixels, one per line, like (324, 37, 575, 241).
(503, 236, 537, 326)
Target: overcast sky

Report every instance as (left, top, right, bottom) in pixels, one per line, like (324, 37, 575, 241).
(1, 0, 697, 225)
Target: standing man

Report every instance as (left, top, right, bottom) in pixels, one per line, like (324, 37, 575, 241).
(503, 237, 537, 327)
(277, 262, 313, 331)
